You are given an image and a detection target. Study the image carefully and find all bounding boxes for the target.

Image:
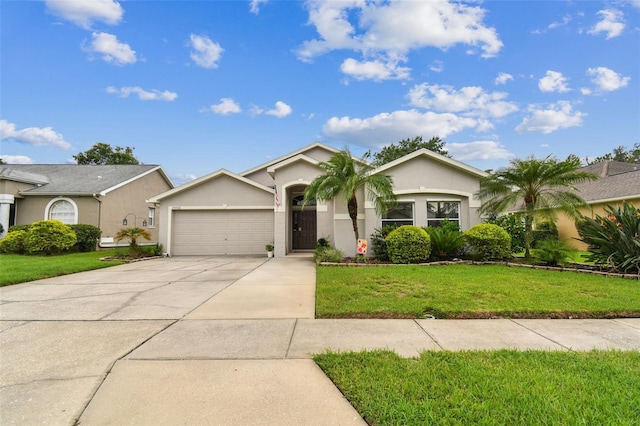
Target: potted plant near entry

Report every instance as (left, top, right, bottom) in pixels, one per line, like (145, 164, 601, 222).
(266, 244, 274, 258)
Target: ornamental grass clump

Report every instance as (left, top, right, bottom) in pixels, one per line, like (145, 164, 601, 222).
(386, 225, 431, 264)
(578, 202, 640, 273)
(464, 223, 511, 261)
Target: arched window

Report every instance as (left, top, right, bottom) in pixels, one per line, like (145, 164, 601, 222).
(45, 198, 78, 225)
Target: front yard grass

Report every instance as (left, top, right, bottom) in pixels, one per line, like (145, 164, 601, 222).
(316, 264, 640, 319)
(315, 349, 640, 425)
(0, 251, 124, 286)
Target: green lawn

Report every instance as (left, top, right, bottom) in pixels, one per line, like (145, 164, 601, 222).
(315, 349, 640, 425)
(316, 264, 640, 319)
(0, 251, 125, 286)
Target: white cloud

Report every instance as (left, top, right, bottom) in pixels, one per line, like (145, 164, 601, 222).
(323, 110, 479, 148)
(516, 101, 585, 134)
(494, 72, 513, 85)
(580, 87, 593, 95)
(106, 86, 178, 101)
(203, 98, 241, 115)
(297, 1, 502, 80)
(0, 155, 34, 164)
(0, 120, 72, 150)
(266, 101, 292, 118)
(189, 34, 223, 69)
(250, 0, 269, 14)
(447, 141, 515, 161)
(538, 70, 570, 93)
(429, 60, 444, 73)
(408, 83, 518, 118)
(587, 67, 631, 92)
(340, 57, 411, 81)
(45, 0, 123, 29)
(589, 9, 625, 39)
(85, 32, 136, 66)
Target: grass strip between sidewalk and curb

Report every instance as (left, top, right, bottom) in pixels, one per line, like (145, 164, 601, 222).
(314, 349, 640, 426)
(316, 264, 640, 319)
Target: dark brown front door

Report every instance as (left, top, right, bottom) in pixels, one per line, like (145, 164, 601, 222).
(292, 210, 316, 250)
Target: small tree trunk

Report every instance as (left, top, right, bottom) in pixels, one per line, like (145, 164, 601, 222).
(524, 208, 534, 259)
(348, 194, 359, 241)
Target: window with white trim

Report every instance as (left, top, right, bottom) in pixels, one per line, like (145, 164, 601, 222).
(148, 207, 155, 227)
(382, 202, 414, 227)
(427, 201, 460, 227)
(47, 199, 77, 224)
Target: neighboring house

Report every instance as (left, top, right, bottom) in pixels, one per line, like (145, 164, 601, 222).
(0, 165, 173, 247)
(148, 143, 487, 257)
(556, 161, 640, 249)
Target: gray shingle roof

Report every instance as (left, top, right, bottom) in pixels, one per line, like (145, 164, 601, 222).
(575, 162, 640, 203)
(0, 164, 163, 196)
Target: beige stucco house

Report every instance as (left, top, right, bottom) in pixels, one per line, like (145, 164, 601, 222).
(149, 143, 488, 257)
(0, 164, 173, 247)
(557, 161, 640, 249)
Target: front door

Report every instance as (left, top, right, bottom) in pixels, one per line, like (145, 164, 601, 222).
(292, 210, 316, 250)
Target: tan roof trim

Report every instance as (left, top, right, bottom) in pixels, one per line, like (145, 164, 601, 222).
(372, 148, 489, 178)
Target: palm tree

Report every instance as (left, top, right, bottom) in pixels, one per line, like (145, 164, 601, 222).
(303, 149, 397, 244)
(477, 155, 597, 259)
(115, 227, 151, 247)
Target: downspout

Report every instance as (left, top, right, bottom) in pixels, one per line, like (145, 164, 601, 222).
(93, 193, 102, 236)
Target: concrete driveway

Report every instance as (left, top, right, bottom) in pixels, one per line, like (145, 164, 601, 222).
(1, 255, 639, 425)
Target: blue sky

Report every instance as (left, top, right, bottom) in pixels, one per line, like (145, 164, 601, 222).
(1, 0, 638, 185)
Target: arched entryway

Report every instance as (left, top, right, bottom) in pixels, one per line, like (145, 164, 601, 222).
(289, 185, 316, 251)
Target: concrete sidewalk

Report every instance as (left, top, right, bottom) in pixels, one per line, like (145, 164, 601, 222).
(1, 256, 639, 425)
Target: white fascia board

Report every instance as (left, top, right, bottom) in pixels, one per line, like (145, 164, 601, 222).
(372, 149, 488, 178)
(101, 166, 172, 196)
(240, 142, 339, 177)
(266, 154, 320, 176)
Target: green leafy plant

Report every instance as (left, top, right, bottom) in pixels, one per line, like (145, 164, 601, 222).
(535, 239, 577, 266)
(0, 230, 28, 254)
(464, 223, 511, 261)
(386, 225, 431, 264)
(313, 247, 344, 264)
(69, 224, 101, 252)
(370, 224, 400, 261)
(578, 202, 640, 273)
(265, 244, 274, 252)
(485, 214, 526, 253)
(8, 224, 31, 233)
(24, 220, 77, 255)
(532, 220, 559, 248)
(424, 226, 465, 260)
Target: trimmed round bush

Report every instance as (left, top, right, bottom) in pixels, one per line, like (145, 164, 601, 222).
(70, 224, 101, 252)
(464, 223, 511, 261)
(386, 225, 431, 264)
(24, 220, 77, 255)
(0, 230, 28, 254)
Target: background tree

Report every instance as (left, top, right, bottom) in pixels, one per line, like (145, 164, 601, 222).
(303, 149, 397, 245)
(589, 143, 640, 164)
(371, 136, 449, 167)
(477, 155, 597, 259)
(0, 157, 5, 164)
(73, 142, 140, 165)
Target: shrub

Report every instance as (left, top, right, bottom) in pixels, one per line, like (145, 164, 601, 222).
(532, 220, 559, 248)
(69, 224, 101, 252)
(24, 220, 77, 255)
(370, 224, 400, 261)
(535, 239, 577, 266)
(437, 219, 461, 233)
(313, 247, 344, 264)
(464, 223, 511, 261)
(8, 224, 31, 233)
(424, 226, 465, 260)
(578, 202, 640, 273)
(485, 214, 525, 253)
(316, 237, 330, 248)
(0, 229, 28, 254)
(386, 226, 431, 264)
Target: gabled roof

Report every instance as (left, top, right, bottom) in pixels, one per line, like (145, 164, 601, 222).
(372, 148, 489, 178)
(266, 154, 320, 177)
(239, 142, 339, 177)
(575, 162, 640, 203)
(0, 164, 172, 196)
(148, 168, 274, 203)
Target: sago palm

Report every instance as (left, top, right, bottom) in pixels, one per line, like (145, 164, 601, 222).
(303, 149, 397, 244)
(477, 155, 596, 258)
(115, 227, 151, 247)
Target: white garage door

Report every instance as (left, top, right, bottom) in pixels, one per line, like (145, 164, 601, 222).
(172, 210, 274, 255)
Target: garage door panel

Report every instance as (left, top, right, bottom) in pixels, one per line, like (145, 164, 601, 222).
(172, 210, 274, 255)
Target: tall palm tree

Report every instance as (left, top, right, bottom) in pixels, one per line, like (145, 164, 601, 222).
(477, 155, 597, 258)
(303, 149, 397, 244)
